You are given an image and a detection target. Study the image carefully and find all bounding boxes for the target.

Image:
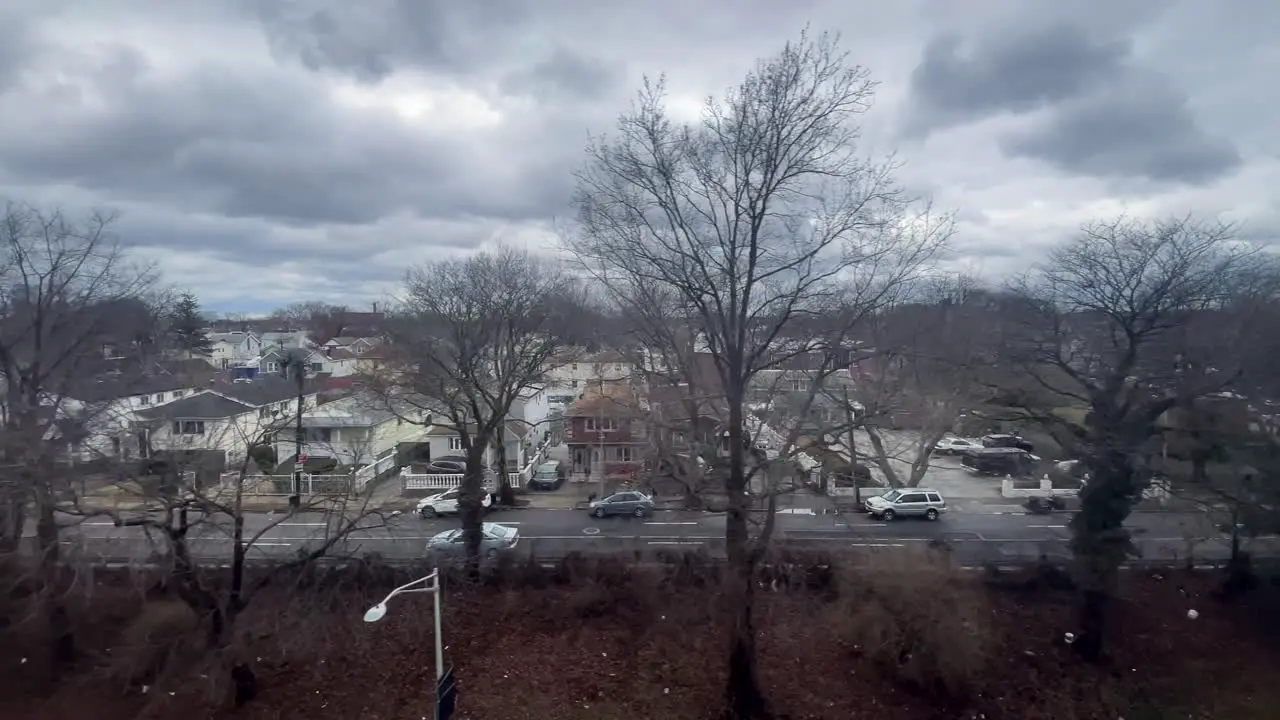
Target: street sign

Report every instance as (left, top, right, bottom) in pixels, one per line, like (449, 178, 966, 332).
(435, 665, 458, 720)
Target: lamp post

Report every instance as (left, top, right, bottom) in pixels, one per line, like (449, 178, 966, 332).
(363, 569, 444, 681)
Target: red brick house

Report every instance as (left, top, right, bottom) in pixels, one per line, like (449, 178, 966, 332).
(564, 383, 647, 482)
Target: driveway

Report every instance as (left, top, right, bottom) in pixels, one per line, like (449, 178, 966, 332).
(847, 429, 1006, 499)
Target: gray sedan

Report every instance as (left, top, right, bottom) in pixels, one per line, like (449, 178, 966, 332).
(426, 522, 520, 560)
(588, 491, 655, 518)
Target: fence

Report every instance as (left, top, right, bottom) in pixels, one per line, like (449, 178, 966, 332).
(400, 445, 548, 493)
(354, 450, 399, 492)
(219, 473, 356, 496)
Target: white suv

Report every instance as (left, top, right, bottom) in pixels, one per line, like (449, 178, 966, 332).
(864, 488, 948, 521)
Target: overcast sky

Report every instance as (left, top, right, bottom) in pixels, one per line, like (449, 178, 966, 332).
(1, 0, 1276, 314)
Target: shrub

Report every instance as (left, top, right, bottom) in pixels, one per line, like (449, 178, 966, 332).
(827, 552, 991, 700)
(247, 444, 277, 475)
(105, 600, 203, 689)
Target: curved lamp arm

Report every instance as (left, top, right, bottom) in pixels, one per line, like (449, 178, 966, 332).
(363, 569, 439, 622)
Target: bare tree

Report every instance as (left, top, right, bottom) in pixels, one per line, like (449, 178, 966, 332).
(568, 30, 949, 717)
(999, 215, 1259, 661)
(270, 301, 352, 343)
(0, 202, 158, 675)
(377, 246, 578, 569)
(70, 412, 389, 705)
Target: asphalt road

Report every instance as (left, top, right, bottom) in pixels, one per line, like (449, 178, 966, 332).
(43, 505, 1280, 569)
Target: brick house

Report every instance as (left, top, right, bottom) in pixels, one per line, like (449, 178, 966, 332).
(564, 383, 646, 483)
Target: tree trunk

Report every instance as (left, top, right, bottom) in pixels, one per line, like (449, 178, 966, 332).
(1069, 446, 1135, 662)
(494, 427, 514, 505)
(34, 478, 74, 674)
(723, 400, 768, 718)
(460, 440, 489, 575)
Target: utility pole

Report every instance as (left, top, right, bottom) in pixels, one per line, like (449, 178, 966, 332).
(842, 384, 860, 506)
(283, 351, 306, 510)
(597, 376, 606, 499)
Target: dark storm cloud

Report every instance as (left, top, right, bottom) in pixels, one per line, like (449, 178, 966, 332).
(498, 49, 624, 102)
(903, 24, 1128, 137)
(252, 0, 536, 83)
(0, 41, 577, 234)
(903, 21, 1239, 185)
(1000, 73, 1242, 185)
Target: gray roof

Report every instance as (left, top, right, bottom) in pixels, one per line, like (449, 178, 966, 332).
(135, 392, 253, 421)
(69, 374, 206, 404)
(210, 375, 322, 406)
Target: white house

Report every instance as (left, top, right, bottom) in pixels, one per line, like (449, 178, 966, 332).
(208, 332, 263, 370)
(272, 391, 432, 468)
(545, 350, 634, 391)
(134, 376, 323, 465)
(63, 363, 218, 461)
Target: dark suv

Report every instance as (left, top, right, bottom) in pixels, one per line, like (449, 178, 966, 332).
(981, 434, 1035, 452)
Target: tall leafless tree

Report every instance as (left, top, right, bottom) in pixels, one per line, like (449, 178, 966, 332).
(378, 246, 579, 569)
(568, 30, 950, 718)
(0, 202, 157, 674)
(1000, 215, 1260, 661)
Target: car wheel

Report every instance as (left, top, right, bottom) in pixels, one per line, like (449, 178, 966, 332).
(633, 507, 647, 518)
(420, 507, 437, 519)
(593, 507, 605, 518)
(486, 548, 498, 560)
(925, 509, 939, 521)
(882, 509, 896, 521)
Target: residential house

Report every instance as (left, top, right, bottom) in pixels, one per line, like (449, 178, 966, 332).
(545, 350, 634, 397)
(62, 360, 219, 461)
(134, 376, 325, 466)
(416, 420, 534, 475)
(564, 383, 647, 482)
(207, 332, 263, 370)
(259, 331, 312, 349)
(272, 391, 432, 469)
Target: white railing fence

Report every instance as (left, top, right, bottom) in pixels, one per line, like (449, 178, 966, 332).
(354, 449, 399, 491)
(399, 443, 549, 494)
(218, 473, 356, 496)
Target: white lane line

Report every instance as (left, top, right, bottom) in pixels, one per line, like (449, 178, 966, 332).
(84, 521, 118, 526)
(277, 522, 328, 527)
(1028, 525, 1067, 529)
(645, 522, 698, 526)
(838, 523, 887, 528)
(648, 541, 705, 546)
(851, 543, 905, 548)
(248, 542, 294, 547)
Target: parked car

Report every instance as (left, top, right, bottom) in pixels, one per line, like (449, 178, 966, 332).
(426, 522, 520, 560)
(416, 486, 493, 518)
(528, 460, 564, 491)
(981, 434, 1035, 452)
(863, 488, 947, 521)
(933, 437, 981, 455)
(423, 458, 467, 474)
(960, 447, 1038, 476)
(588, 491, 655, 518)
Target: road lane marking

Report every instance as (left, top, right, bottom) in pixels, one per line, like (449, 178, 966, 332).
(84, 521, 118, 526)
(248, 542, 294, 547)
(1028, 525, 1067, 529)
(648, 541, 705, 545)
(851, 543, 905, 547)
(277, 522, 328, 527)
(645, 522, 698, 526)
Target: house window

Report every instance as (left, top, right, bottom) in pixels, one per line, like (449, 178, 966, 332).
(310, 362, 322, 372)
(139, 395, 151, 406)
(584, 418, 594, 431)
(789, 377, 807, 392)
(173, 390, 185, 398)
(173, 421, 205, 435)
(266, 362, 280, 374)
(154, 394, 164, 403)
(570, 380, 578, 388)
(572, 363, 578, 371)
(593, 363, 601, 374)
(449, 437, 463, 451)
(303, 428, 332, 442)
(617, 447, 635, 462)
(601, 418, 617, 431)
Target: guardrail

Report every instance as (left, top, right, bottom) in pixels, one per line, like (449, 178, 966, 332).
(354, 450, 398, 491)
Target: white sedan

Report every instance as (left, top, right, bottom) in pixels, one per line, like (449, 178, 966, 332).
(933, 437, 980, 455)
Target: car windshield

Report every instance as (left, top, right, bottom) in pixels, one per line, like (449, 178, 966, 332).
(483, 523, 514, 538)
(881, 490, 902, 502)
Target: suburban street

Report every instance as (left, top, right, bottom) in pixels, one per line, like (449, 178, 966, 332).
(41, 504, 1280, 569)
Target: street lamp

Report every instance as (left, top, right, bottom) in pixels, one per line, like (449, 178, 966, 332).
(363, 569, 445, 682)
